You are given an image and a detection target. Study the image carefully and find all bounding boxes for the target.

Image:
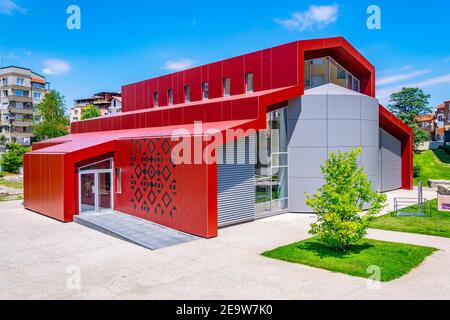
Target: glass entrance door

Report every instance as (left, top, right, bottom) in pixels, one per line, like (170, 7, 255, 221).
(78, 159, 113, 214)
(80, 173, 96, 213)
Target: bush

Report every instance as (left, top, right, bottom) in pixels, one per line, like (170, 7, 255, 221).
(413, 164, 422, 178)
(439, 145, 450, 156)
(305, 148, 387, 252)
(0, 143, 30, 174)
(0, 171, 5, 180)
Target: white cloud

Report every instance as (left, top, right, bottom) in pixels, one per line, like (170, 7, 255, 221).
(164, 58, 194, 71)
(275, 4, 339, 31)
(377, 73, 450, 103)
(377, 69, 431, 86)
(6, 52, 19, 59)
(42, 59, 71, 75)
(0, 0, 26, 15)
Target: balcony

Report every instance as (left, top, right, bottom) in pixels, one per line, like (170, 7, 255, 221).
(8, 95, 32, 103)
(9, 107, 34, 115)
(10, 131, 33, 138)
(304, 56, 361, 93)
(12, 120, 33, 127)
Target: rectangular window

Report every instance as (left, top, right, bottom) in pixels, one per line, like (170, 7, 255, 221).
(2, 78, 7, 86)
(202, 82, 209, 100)
(168, 89, 173, 105)
(184, 85, 191, 102)
(115, 168, 122, 193)
(223, 78, 231, 96)
(153, 92, 159, 107)
(2, 90, 8, 97)
(15, 89, 24, 97)
(245, 73, 254, 93)
(16, 78, 25, 85)
(33, 92, 42, 99)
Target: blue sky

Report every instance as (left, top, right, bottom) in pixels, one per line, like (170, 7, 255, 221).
(0, 0, 449, 111)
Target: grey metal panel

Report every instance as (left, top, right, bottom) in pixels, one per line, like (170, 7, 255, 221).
(217, 164, 255, 227)
(380, 129, 401, 191)
(217, 135, 256, 227)
(287, 84, 381, 213)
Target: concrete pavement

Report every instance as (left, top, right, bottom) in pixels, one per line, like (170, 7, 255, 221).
(0, 188, 449, 300)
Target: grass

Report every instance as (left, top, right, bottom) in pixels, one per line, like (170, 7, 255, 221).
(0, 194, 23, 202)
(414, 149, 450, 186)
(370, 199, 450, 238)
(262, 237, 436, 282)
(0, 179, 23, 189)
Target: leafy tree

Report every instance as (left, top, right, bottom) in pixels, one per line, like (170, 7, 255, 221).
(305, 148, 387, 252)
(81, 104, 102, 120)
(0, 143, 30, 173)
(388, 87, 433, 150)
(33, 90, 69, 142)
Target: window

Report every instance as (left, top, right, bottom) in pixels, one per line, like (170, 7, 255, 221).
(438, 115, 444, 122)
(202, 82, 209, 100)
(33, 92, 42, 100)
(223, 78, 231, 96)
(245, 73, 254, 93)
(115, 168, 122, 193)
(16, 78, 25, 85)
(312, 58, 325, 65)
(153, 92, 159, 107)
(2, 90, 8, 97)
(15, 89, 25, 97)
(2, 78, 7, 86)
(184, 85, 191, 102)
(168, 89, 173, 105)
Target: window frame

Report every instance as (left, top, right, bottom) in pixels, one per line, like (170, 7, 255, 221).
(153, 91, 159, 107)
(245, 73, 254, 93)
(167, 88, 173, 105)
(184, 85, 191, 103)
(202, 82, 209, 100)
(223, 78, 231, 97)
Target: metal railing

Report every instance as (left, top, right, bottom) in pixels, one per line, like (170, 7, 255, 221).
(392, 182, 432, 217)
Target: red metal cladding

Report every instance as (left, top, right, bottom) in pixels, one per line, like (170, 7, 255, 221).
(114, 138, 217, 238)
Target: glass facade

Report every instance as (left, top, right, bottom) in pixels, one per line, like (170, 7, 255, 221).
(255, 107, 288, 216)
(304, 56, 360, 93)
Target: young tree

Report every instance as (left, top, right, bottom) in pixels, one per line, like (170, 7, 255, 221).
(388, 87, 433, 150)
(305, 148, 387, 252)
(81, 104, 102, 120)
(33, 90, 69, 142)
(0, 143, 30, 173)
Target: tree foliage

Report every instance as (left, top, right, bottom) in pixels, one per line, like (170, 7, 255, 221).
(81, 104, 102, 120)
(0, 143, 30, 173)
(388, 87, 432, 150)
(33, 90, 69, 142)
(305, 148, 387, 252)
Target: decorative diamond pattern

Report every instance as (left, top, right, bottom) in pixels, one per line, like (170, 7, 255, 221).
(129, 138, 178, 221)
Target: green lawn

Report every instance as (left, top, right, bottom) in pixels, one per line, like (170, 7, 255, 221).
(0, 179, 23, 189)
(414, 149, 450, 186)
(262, 237, 436, 282)
(0, 194, 23, 202)
(370, 199, 450, 238)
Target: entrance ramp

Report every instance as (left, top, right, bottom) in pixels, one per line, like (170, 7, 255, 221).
(74, 211, 198, 250)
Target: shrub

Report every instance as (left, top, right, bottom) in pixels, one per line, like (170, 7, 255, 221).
(439, 145, 450, 156)
(413, 164, 422, 178)
(0, 143, 30, 174)
(0, 171, 5, 180)
(305, 148, 387, 252)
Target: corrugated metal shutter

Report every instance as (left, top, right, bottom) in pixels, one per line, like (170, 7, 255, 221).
(380, 129, 402, 192)
(217, 135, 256, 227)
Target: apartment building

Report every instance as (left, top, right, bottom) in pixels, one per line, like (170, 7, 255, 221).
(70, 92, 121, 122)
(0, 66, 49, 145)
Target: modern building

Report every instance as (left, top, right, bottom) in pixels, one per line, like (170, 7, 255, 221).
(0, 66, 49, 145)
(70, 92, 121, 122)
(24, 37, 413, 239)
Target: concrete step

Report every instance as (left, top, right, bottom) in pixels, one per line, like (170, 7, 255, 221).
(74, 211, 198, 250)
